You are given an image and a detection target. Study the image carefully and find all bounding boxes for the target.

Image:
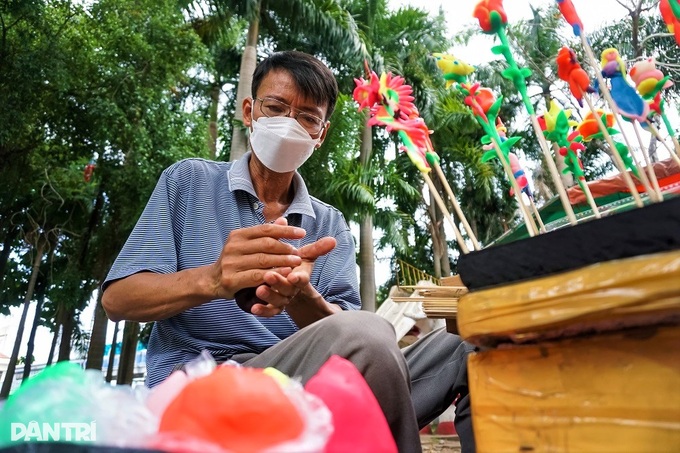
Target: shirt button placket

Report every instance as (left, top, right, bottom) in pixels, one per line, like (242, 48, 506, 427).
(253, 201, 266, 223)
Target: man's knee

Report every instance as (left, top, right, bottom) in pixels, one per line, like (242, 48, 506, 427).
(321, 310, 396, 343)
(313, 311, 408, 369)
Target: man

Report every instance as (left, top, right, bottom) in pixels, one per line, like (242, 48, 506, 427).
(102, 50, 475, 453)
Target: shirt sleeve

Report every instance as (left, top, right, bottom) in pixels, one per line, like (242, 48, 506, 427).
(103, 162, 184, 290)
(312, 218, 361, 311)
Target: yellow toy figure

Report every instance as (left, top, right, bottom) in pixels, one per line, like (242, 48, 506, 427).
(432, 53, 475, 88)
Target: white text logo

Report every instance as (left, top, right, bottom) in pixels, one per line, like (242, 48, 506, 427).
(10, 421, 97, 442)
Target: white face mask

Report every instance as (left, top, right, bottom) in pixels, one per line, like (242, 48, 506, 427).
(249, 116, 320, 173)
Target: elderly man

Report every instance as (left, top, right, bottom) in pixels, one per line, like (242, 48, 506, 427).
(103, 50, 475, 453)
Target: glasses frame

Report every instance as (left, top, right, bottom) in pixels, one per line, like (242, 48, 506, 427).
(254, 97, 327, 136)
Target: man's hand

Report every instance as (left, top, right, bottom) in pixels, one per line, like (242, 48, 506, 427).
(210, 217, 306, 300)
(250, 235, 337, 317)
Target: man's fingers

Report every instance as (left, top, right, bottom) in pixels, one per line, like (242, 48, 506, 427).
(263, 270, 300, 298)
(299, 237, 336, 260)
(251, 303, 283, 317)
(229, 236, 300, 256)
(237, 222, 306, 241)
(224, 253, 302, 274)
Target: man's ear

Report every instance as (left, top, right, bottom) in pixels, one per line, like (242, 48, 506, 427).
(243, 97, 254, 128)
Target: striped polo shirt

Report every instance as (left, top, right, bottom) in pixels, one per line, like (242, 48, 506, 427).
(104, 153, 360, 387)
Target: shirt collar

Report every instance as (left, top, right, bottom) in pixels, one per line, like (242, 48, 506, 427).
(227, 151, 316, 219)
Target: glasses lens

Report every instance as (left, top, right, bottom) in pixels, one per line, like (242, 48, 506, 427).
(260, 98, 289, 117)
(259, 98, 323, 134)
(297, 113, 323, 133)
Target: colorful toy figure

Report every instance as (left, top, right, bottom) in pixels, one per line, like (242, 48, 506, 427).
(600, 48, 649, 126)
(432, 53, 475, 88)
(458, 83, 521, 164)
(560, 130, 587, 183)
(629, 58, 680, 157)
(661, 0, 680, 46)
(473, 0, 508, 34)
(353, 70, 430, 171)
(354, 67, 479, 251)
(508, 152, 533, 198)
(473, 0, 534, 114)
(555, 0, 584, 36)
(629, 58, 674, 100)
(556, 47, 594, 107)
(576, 110, 639, 178)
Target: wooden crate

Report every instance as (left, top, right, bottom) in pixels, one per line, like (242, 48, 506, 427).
(457, 250, 680, 346)
(468, 325, 680, 452)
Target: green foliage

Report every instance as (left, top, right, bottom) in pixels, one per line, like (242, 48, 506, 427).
(0, 0, 209, 343)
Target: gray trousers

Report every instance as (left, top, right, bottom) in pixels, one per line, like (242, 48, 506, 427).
(232, 310, 476, 453)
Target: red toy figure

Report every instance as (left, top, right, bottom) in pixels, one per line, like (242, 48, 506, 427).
(556, 47, 594, 107)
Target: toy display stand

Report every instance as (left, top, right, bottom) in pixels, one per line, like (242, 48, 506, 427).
(454, 196, 680, 452)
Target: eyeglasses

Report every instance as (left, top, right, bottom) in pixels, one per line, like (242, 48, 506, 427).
(254, 97, 326, 135)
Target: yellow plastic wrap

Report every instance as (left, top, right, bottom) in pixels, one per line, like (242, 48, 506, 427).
(458, 250, 680, 345)
(468, 326, 680, 453)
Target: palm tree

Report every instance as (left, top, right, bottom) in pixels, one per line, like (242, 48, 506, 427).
(201, 0, 367, 161)
(185, 4, 246, 158)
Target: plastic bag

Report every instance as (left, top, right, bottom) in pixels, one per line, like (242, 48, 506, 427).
(0, 362, 157, 448)
(146, 355, 332, 452)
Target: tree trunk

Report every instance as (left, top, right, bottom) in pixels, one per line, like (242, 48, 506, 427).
(46, 321, 60, 367)
(649, 119, 659, 163)
(0, 227, 19, 288)
(358, 121, 376, 311)
(79, 188, 104, 268)
(229, 14, 260, 162)
(23, 238, 56, 381)
(116, 321, 140, 386)
(208, 82, 220, 159)
(85, 288, 108, 371)
(427, 191, 442, 278)
(359, 215, 376, 311)
(57, 306, 74, 362)
(106, 321, 120, 383)
(22, 274, 47, 382)
(428, 188, 450, 278)
(0, 237, 46, 398)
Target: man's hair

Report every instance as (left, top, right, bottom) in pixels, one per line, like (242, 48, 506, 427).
(252, 50, 339, 120)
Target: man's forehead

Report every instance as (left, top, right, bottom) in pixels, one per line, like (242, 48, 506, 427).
(257, 71, 325, 115)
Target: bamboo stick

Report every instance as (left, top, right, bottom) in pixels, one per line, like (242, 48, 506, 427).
(648, 122, 680, 168)
(530, 115, 578, 226)
(551, 142, 601, 219)
(491, 139, 540, 237)
(580, 90, 644, 207)
(432, 163, 481, 250)
(527, 195, 547, 232)
(421, 172, 470, 254)
(580, 37, 656, 203)
(633, 122, 663, 201)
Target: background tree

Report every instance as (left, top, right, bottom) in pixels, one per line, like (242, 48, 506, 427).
(1, 0, 209, 390)
(199, 0, 369, 161)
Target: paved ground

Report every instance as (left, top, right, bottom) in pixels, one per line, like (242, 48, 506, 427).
(421, 434, 461, 452)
